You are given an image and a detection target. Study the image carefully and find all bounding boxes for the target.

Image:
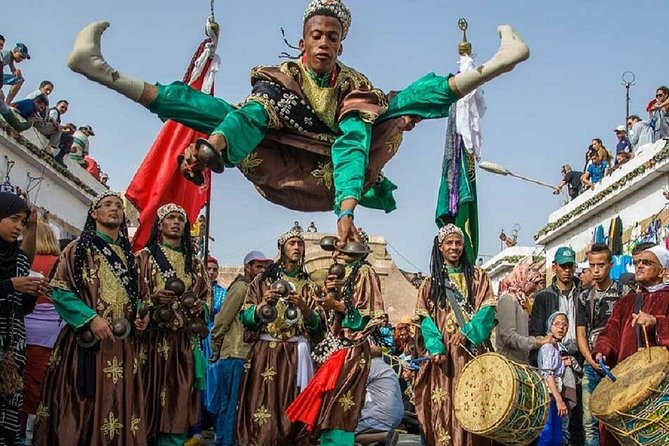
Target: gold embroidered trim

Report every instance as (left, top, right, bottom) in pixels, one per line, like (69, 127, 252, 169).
(385, 132, 404, 154)
(438, 430, 452, 445)
(103, 357, 124, 384)
(130, 415, 141, 436)
(250, 65, 275, 82)
(310, 161, 334, 190)
(414, 308, 430, 319)
(35, 402, 49, 420)
(157, 338, 170, 360)
(160, 387, 167, 407)
(431, 386, 447, 405)
(315, 133, 336, 144)
(278, 63, 301, 81)
(245, 95, 283, 130)
(253, 406, 271, 426)
(295, 62, 339, 132)
(481, 298, 497, 308)
(261, 366, 277, 382)
(95, 246, 130, 322)
(338, 391, 355, 412)
(358, 309, 386, 319)
(50, 279, 71, 291)
(47, 345, 61, 369)
(239, 152, 264, 176)
(100, 411, 123, 440)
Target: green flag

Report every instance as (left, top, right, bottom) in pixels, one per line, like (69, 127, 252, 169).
(435, 149, 479, 264)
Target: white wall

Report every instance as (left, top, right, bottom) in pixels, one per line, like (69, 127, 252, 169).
(0, 125, 106, 234)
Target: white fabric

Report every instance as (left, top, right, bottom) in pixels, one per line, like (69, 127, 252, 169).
(647, 245, 669, 269)
(259, 334, 314, 390)
(189, 15, 221, 95)
(455, 54, 487, 160)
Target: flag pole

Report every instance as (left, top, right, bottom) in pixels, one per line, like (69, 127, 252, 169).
(203, 194, 212, 259)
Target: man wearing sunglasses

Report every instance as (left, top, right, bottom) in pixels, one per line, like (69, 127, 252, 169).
(594, 243, 669, 446)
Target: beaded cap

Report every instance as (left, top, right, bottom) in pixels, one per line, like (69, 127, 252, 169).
(303, 0, 352, 40)
(92, 190, 124, 209)
(437, 224, 464, 244)
(157, 203, 187, 223)
(278, 228, 305, 248)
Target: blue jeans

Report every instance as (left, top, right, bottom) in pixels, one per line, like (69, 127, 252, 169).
(213, 358, 245, 446)
(581, 363, 602, 446)
(538, 401, 564, 446)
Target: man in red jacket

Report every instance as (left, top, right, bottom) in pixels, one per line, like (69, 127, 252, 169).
(594, 244, 669, 446)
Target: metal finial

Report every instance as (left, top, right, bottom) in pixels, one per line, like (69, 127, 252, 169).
(458, 18, 472, 56)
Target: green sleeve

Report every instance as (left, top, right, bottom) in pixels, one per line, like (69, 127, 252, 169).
(341, 308, 369, 331)
(304, 310, 322, 334)
(461, 305, 496, 347)
(51, 288, 97, 329)
(240, 305, 262, 331)
(382, 73, 459, 122)
(331, 113, 372, 214)
(421, 316, 446, 356)
(212, 101, 268, 166)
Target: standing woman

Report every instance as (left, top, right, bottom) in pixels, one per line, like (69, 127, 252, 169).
(495, 264, 551, 364)
(21, 221, 64, 444)
(0, 192, 45, 445)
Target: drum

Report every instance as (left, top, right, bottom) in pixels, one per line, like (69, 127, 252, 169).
(454, 353, 549, 445)
(591, 346, 669, 446)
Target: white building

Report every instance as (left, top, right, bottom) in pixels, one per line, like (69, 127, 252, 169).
(535, 139, 669, 269)
(0, 120, 107, 238)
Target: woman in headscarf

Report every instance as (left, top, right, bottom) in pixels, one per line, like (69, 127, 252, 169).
(495, 263, 551, 364)
(0, 192, 46, 445)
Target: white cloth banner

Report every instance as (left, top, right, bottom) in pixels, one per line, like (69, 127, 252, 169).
(456, 54, 487, 160)
(189, 16, 221, 95)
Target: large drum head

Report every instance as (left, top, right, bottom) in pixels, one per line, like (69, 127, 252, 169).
(591, 346, 669, 418)
(454, 353, 515, 434)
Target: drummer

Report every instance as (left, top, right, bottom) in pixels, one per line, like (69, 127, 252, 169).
(594, 244, 669, 446)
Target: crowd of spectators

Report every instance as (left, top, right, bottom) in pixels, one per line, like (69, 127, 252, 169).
(495, 241, 665, 446)
(555, 85, 669, 201)
(0, 34, 108, 187)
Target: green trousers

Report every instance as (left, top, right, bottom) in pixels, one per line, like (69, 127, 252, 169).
(320, 429, 355, 446)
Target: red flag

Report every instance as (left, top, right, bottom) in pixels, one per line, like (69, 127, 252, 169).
(126, 40, 215, 251)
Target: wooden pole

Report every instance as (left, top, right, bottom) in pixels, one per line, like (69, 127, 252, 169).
(203, 198, 211, 260)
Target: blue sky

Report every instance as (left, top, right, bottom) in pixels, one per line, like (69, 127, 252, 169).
(4, 0, 667, 270)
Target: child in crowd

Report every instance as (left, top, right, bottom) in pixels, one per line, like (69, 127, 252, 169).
(537, 312, 569, 446)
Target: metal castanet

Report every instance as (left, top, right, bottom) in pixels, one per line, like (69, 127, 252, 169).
(189, 319, 209, 339)
(181, 291, 196, 309)
(76, 329, 97, 348)
(111, 318, 132, 340)
(319, 235, 338, 252)
(338, 241, 371, 258)
(165, 277, 186, 297)
(257, 303, 278, 324)
(326, 263, 346, 301)
(156, 306, 176, 324)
